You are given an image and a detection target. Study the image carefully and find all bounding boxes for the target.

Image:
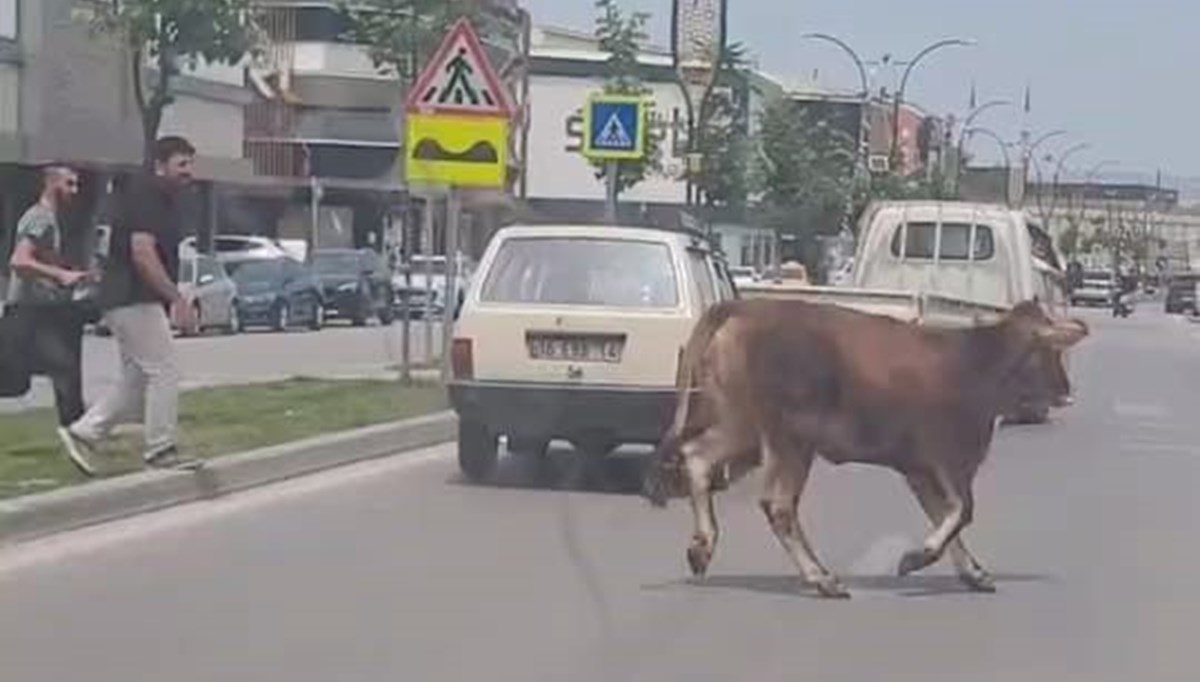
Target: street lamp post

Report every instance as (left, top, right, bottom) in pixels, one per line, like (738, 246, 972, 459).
(890, 38, 975, 172)
(961, 126, 1013, 169)
(671, 0, 729, 211)
(801, 33, 871, 176)
(953, 98, 1011, 193)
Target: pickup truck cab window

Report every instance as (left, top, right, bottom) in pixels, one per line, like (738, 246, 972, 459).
(891, 222, 995, 261)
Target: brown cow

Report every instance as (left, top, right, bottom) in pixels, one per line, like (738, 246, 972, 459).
(642, 298, 1088, 599)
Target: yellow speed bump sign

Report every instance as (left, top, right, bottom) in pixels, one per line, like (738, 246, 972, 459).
(406, 113, 508, 187)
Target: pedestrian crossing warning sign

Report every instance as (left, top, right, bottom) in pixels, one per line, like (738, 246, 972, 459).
(597, 113, 633, 148)
(405, 17, 512, 118)
(403, 17, 511, 188)
(582, 94, 647, 160)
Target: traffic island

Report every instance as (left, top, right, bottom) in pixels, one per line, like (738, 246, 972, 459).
(0, 378, 456, 545)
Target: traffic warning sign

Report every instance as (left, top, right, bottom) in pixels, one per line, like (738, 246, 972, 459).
(404, 17, 512, 188)
(405, 17, 512, 118)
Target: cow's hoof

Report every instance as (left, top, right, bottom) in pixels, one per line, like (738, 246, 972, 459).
(959, 569, 997, 593)
(898, 547, 939, 576)
(686, 541, 712, 577)
(814, 576, 851, 599)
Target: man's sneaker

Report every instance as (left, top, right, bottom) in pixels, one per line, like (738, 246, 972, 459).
(57, 426, 101, 477)
(145, 445, 205, 472)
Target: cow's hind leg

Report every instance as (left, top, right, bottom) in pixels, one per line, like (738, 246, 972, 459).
(899, 466, 975, 578)
(759, 436, 849, 599)
(904, 470, 995, 592)
(681, 426, 744, 578)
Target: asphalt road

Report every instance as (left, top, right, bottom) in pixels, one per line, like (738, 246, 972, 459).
(0, 320, 446, 414)
(2, 308, 1199, 681)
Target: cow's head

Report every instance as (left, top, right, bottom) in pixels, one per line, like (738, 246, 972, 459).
(999, 300, 1089, 410)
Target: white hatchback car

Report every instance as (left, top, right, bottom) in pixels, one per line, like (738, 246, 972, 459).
(447, 224, 738, 482)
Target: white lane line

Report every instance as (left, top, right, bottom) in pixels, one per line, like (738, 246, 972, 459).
(0, 444, 455, 577)
(1119, 442, 1200, 457)
(1112, 400, 1171, 420)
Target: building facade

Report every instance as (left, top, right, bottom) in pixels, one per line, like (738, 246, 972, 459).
(1026, 182, 1199, 273)
(0, 0, 257, 284)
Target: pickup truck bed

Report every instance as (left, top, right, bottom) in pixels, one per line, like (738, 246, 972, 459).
(737, 281, 1008, 328)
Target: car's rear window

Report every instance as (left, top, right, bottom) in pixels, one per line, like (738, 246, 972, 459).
(480, 237, 680, 308)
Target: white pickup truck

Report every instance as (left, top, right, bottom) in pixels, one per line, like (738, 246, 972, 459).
(739, 200, 1072, 420)
(741, 200, 1069, 324)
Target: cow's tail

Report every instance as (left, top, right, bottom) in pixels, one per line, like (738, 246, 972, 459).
(642, 301, 737, 508)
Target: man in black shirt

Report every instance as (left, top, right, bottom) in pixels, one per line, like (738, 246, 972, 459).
(60, 136, 203, 474)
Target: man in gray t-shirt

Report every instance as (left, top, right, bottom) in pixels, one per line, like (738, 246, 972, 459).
(6, 164, 92, 471)
(7, 203, 70, 304)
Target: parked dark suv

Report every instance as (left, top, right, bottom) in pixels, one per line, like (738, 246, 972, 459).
(1164, 273, 1199, 315)
(311, 248, 395, 326)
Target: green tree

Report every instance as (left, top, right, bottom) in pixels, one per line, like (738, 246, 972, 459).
(756, 100, 858, 241)
(337, 1, 497, 88)
(691, 43, 754, 211)
(589, 0, 662, 195)
(91, 0, 261, 167)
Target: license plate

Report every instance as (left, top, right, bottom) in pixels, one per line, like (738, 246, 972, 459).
(526, 333, 624, 363)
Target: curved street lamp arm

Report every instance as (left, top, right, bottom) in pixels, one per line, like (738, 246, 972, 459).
(801, 32, 869, 97)
(897, 38, 975, 100)
(1054, 142, 1091, 182)
(963, 127, 1012, 169)
(1025, 129, 1067, 163)
(957, 99, 1012, 149)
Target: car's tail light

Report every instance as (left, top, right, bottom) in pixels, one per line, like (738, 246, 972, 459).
(675, 346, 686, 384)
(451, 338, 474, 380)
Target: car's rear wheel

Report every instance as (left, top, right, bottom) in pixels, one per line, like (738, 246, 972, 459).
(458, 419, 498, 483)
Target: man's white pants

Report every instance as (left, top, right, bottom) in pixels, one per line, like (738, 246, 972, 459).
(73, 303, 179, 454)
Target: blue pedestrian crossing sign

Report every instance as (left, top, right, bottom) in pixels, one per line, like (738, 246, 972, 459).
(582, 95, 648, 160)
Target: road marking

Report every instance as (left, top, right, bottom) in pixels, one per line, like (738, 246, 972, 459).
(1119, 442, 1200, 457)
(0, 444, 455, 578)
(1112, 400, 1171, 420)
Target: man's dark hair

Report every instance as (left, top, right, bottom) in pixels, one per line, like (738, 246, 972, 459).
(153, 136, 196, 164)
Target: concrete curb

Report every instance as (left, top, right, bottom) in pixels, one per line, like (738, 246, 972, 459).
(0, 410, 458, 547)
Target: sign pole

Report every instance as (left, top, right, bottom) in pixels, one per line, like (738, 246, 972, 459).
(582, 94, 648, 221)
(422, 195, 435, 365)
(441, 187, 461, 384)
(309, 175, 320, 259)
(397, 212, 412, 385)
(605, 161, 619, 222)
(401, 15, 514, 381)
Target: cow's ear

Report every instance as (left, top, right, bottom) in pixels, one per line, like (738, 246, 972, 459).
(1036, 319, 1089, 348)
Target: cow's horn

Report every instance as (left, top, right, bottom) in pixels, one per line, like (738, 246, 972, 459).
(1038, 319, 1089, 347)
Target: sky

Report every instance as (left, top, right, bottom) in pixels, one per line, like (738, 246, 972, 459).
(523, 0, 1198, 185)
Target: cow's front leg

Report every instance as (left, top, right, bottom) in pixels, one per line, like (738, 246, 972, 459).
(904, 470, 995, 592)
(759, 437, 849, 599)
(899, 467, 975, 577)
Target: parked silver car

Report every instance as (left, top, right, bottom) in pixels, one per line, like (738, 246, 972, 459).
(178, 253, 240, 335)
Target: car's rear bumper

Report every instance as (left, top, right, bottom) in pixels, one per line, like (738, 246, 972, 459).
(447, 379, 677, 445)
(322, 290, 368, 317)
